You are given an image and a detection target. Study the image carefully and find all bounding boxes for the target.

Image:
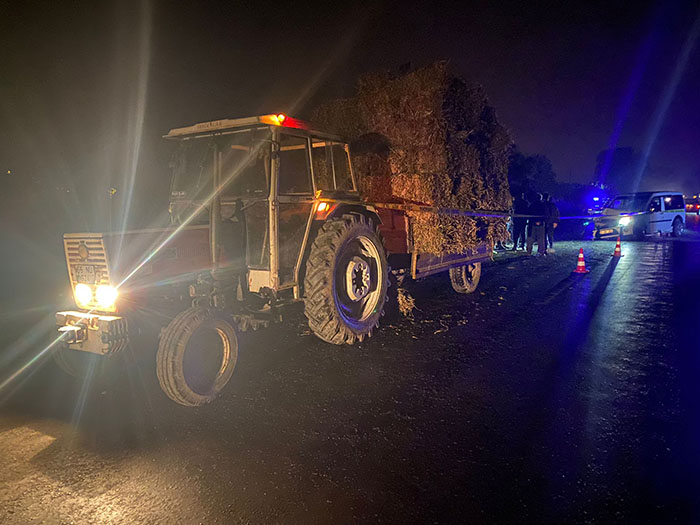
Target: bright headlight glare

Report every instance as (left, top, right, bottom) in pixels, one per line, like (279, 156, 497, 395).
(74, 283, 93, 306)
(96, 285, 118, 309)
(618, 216, 632, 227)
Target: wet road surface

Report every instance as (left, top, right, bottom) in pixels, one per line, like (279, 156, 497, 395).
(1, 235, 700, 523)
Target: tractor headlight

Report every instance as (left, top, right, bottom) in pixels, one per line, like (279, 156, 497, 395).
(96, 285, 118, 309)
(618, 216, 632, 227)
(74, 283, 93, 307)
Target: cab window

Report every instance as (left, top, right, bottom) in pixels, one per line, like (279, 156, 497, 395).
(278, 134, 312, 194)
(648, 197, 661, 213)
(170, 129, 271, 201)
(332, 144, 354, 190)
(311, 139, 355, 191)
(311, 140, 334, 190)
(169, 129, 271, 225)
(663, 195, 684, 211)
(220, 131, 270, 198)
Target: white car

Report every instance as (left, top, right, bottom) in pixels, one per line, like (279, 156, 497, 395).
(594, 191, 685, 239)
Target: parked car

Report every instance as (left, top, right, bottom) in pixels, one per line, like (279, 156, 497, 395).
(685, 196, 700, 215)
(594, 191, 685, 239)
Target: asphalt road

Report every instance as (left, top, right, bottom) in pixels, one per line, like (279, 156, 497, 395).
(1, 230, 700, 523)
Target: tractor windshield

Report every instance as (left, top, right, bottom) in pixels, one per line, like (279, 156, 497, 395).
(170, 128, 271, 204)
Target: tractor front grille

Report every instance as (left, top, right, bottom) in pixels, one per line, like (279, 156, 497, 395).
(64, 233, 113, 311)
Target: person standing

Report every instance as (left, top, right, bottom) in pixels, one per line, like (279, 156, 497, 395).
(544, 193, 560, 253)
(526, 193, 547, 255)
(511, 193, 528, 251)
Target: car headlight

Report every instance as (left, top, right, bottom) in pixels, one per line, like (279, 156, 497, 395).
(618, 216, 632, 227)
(96, 285, 119, 309)
(74, 283, 93, 307)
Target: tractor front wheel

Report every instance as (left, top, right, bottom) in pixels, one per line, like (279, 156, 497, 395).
(156, 307, 238, 406)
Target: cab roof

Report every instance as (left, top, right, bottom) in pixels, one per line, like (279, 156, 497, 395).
(164, 113, 342, 142)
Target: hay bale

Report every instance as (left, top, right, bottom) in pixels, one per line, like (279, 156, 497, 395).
(397, 287, 416, 318)
(311, 61, 512, 255)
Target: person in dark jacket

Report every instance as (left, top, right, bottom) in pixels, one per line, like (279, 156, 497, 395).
(511, 193, 528, 250)
(526, 193, 547, 255)
(543, 193, 560, 252)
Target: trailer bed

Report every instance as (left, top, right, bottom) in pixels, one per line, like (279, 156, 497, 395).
(373, 204, 493, 280)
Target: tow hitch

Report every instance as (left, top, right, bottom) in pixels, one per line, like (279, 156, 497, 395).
(55, 311, 129, 355)
(58, 324, 86, 344)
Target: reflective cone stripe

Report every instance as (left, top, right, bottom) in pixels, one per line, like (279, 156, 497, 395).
(613, 237, 622, 257)
(573, 248, 590, 274)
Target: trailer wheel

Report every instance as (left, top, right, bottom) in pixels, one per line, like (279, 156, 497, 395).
(304, 213, 389, 345)
(157, 307, 238, 406)
(449, 262, 481, 294)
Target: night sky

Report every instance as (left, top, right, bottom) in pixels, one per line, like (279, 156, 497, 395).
(2, 0, 699, 229)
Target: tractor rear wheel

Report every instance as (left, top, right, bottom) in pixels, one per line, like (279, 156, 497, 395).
(304, 214, 389, 345)
(157, 307, 238, 406)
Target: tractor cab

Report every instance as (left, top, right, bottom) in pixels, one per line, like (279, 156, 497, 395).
(165, 114, 358, 299)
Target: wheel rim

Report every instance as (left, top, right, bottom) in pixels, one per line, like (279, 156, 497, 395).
(182, 322, 233, 396)
(335, 234, 383, 325)
(346, 256, 371, 301)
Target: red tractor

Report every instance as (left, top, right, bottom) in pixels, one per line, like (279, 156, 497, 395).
(55, 114, 490, 406)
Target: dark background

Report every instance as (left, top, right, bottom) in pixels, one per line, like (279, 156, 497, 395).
(0, 0, 698, 310)
(1, 4, 700, 521)
(1, 0, 699, 233)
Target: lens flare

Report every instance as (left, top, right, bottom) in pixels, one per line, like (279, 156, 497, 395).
(74, 283, 93, 306)
(96, 285, 118, 309)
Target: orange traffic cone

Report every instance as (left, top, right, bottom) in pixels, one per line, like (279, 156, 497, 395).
(573, 248, 590, 274)
(612, 237, 622, 257)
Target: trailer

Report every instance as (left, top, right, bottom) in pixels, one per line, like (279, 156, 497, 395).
(54, 114, 492, 406)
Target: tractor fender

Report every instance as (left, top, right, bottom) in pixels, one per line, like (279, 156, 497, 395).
(327, 203, 382, 225)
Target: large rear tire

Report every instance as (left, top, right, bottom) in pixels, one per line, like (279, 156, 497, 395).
(157, 307, 238, 406)
(304, 214, 389, 345)
(449, 262, 481, 294)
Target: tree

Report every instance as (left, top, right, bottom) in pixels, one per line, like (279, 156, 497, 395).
(529, 154, 557, 194)
(508, 148, 558, 196)
(507, 150, 530, 196)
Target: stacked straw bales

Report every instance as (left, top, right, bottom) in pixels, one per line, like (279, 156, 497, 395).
(312, 62, 512, 255)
